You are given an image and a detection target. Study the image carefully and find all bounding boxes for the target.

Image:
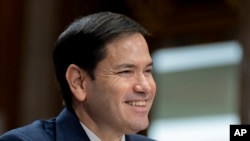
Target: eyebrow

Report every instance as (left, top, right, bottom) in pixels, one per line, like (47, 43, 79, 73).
(113, 61, 153, 70)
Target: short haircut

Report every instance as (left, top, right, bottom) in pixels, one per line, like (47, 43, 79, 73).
(53, 11, 150, 108)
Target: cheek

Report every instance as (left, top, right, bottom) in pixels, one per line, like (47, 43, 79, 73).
(151, 79, 156, 92)
(94, 75, 136, 106)
(93, 80, 127, 104)
(102, 76, 132, 93)
(109, 82, 131, 99)
(149, 78, 157, 97)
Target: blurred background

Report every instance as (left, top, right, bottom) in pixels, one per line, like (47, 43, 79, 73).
(1, 0, 250, 140)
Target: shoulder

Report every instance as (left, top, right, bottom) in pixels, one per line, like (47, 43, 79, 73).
(0, 119, 56, 141)
(126, 134, 156, 141)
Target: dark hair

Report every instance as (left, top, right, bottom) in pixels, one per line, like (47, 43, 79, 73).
(53, 11, 150, 108)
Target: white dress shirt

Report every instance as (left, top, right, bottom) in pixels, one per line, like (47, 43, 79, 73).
(80, 122, 125, 141)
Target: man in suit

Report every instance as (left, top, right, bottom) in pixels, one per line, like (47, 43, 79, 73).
(0, 12, 156, 141)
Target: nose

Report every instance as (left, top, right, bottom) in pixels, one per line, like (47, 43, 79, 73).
(133, 75, 152, 94)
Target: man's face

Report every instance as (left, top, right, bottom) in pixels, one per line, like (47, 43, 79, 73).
(84, 33, 156, 134)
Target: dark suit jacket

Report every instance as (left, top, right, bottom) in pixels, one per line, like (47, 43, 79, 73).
(0, 108, 155, 141)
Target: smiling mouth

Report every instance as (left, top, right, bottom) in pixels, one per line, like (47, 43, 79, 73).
(125, 100, 146, 106)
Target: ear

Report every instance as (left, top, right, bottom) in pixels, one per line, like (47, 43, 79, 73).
(65, 64, 87, 102)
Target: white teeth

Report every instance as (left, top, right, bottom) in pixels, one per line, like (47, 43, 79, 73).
(127, 101, 146, 106)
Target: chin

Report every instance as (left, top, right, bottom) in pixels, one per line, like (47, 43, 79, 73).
(126, 120, 149, 134)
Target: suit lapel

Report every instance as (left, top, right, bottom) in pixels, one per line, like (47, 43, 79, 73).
(55, 108, 90, 141)
(54, 108, 151, 141)
(126, 135, 134, 141)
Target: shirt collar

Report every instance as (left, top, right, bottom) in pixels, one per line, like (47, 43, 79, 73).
(80, 122, 126, 141)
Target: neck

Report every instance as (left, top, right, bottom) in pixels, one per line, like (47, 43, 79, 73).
(74, 104, 125, 141)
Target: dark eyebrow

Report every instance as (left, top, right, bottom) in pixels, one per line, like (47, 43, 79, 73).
(147, 61, 153, 68)
(113, 63, 135, 70)
(113, 61, 153, 70)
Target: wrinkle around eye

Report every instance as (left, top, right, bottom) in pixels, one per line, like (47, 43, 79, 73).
(117, 70, 134, 77)
(143, 67, 153, 76)
(94, 67, 118, 80)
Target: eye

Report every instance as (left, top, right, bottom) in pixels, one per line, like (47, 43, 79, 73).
(117, 70, 133, 76)
(119, 70, 132, 74)
(144, 68, 153, 75)
(146, 68, 152, 73)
